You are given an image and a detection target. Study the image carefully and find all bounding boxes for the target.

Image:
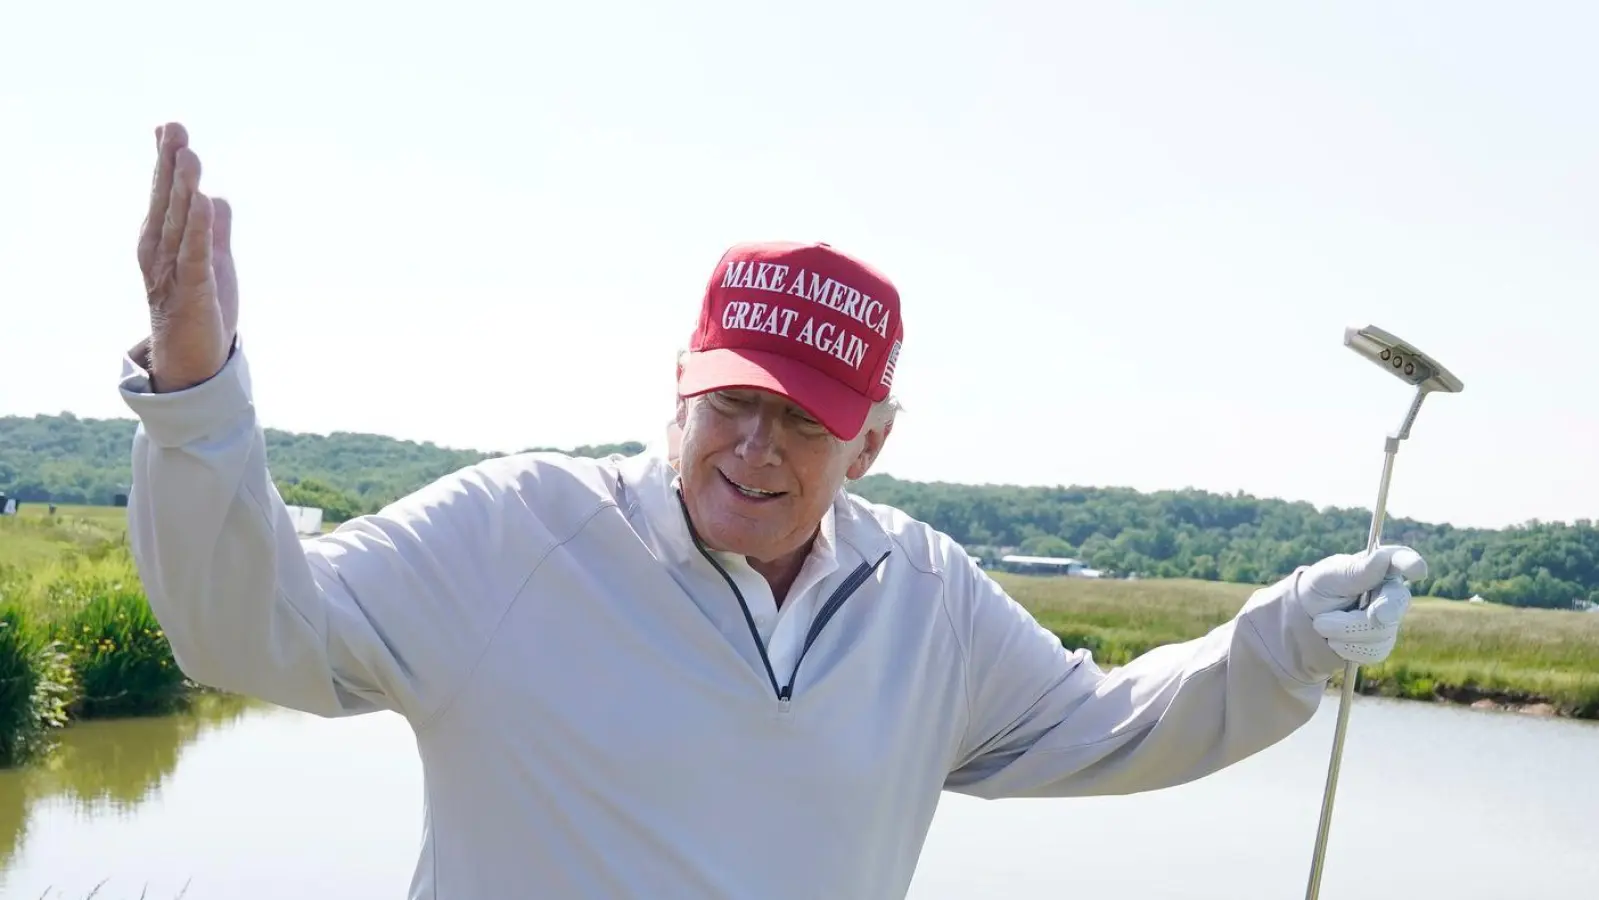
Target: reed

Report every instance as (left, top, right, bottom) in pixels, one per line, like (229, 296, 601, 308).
(31, 877, 191, 899)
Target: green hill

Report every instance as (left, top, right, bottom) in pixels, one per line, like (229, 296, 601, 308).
(4, 412, 1597, 611)
(0, 412, 640, 521)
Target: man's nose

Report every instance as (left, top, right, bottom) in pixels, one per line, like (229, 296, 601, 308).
(734, 411, 781, 465)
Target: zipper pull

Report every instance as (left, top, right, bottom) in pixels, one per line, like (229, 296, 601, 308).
(778, 684, 792, 701)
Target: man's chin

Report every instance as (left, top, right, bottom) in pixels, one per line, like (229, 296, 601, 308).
(692, 511, 780, 558)
(697, 521, 764, 557)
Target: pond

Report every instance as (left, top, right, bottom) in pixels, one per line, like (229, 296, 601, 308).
(2, 693, 1595, 899)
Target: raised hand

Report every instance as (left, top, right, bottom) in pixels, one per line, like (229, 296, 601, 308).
(137, 123, 238, 393)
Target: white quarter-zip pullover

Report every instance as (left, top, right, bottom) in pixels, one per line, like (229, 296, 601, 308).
(119, 341, 1345, 900)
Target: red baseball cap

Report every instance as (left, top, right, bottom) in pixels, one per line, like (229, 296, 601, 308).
(677, 241, 905, 440)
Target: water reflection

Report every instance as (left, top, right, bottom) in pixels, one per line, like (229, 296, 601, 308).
(0, 692, 253, 871)
(3, 694, 1597, 899)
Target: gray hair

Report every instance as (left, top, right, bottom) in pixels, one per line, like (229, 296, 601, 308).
(866, 394, 903, 431)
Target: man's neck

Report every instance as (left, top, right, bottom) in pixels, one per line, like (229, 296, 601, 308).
(747, 541, 813, 607)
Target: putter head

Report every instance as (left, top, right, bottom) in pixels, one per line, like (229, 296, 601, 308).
(1343, 325, 1464, 394)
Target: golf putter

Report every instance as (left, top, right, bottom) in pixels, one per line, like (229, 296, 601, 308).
(1303, 325, 1464, 900)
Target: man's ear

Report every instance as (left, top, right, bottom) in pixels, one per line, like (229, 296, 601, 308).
(674, 354, 688, 427)
(845, 420, 891, 480)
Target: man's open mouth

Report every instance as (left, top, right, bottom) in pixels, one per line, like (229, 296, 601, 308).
(719, 470, 786, 501)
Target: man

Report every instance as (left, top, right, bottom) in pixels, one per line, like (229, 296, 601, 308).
(122, 122, 1425, 900)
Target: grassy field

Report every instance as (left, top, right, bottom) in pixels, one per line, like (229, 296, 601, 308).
(0, 504, 130, 569)
(2, 504, 1597, 769)
(998, 572, 1599, 717)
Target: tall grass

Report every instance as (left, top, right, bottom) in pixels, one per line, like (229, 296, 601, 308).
(0, 605, 72, 767)
(1000, 574, 1599, 717)
(0, 510, 191, 767)
(60, 585, 186, 720)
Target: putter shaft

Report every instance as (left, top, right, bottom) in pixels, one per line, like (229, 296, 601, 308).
(1303, 446, 1396, 900)
(1307, 330, 1461, 897)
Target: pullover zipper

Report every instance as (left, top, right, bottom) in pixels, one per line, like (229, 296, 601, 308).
(677, 490, 891, 702)
(781, 551, 890, 699)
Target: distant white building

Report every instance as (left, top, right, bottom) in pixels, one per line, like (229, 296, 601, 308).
(998, 555, 1103, 578)
(284, 505, 325, 536)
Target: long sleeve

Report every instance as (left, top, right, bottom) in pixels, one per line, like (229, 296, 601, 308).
(943, 557, 1344, 799)
(119, 339, 528, 724)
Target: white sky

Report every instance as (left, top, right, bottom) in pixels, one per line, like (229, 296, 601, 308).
(1, 1, 1594, 531)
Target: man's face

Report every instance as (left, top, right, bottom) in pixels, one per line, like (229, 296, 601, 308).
(676, 388, 886, 564)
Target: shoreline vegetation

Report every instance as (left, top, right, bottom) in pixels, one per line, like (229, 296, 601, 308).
(3, 505, 1597, 769)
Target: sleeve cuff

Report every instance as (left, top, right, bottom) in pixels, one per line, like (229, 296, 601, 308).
(119, 335, 255, 449)
(1240, 569, 1345, 684)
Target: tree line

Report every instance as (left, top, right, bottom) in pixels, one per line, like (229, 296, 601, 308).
(0, 412, 640, 520)
(5, 412, 1596, 610)
(850, 475, 1599, 611)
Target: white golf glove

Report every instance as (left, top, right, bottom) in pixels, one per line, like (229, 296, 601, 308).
(1297, 545, 1428, 665)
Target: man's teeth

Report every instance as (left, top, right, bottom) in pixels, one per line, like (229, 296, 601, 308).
(730, 479, 779, 498)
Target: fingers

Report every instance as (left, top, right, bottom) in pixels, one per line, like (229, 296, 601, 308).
(1312, 575, 1412, 664)
(1324, 632, 1397, 665)
(1385, 546, 1427, 581)
(1312, 607, 1398, 663)
(138, 124, 189, 286)
(156, 148, 202, 284)
(1337, 545, 1428, 593)
(1312, 607, 1388, 643)
(1361, 545, 1427, 583)
(1365, 575, 1412, 626)
(210, 196, 239, 336)
(211, 197, 232, 256)
(176, 191, 215, 295)
(146, 147, 203, 309)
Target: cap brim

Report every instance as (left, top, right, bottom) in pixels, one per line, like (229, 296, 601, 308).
(678, 347, 872, 441)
